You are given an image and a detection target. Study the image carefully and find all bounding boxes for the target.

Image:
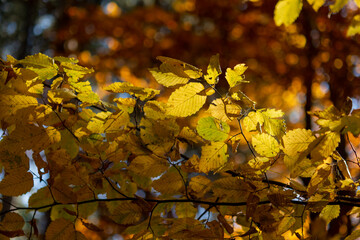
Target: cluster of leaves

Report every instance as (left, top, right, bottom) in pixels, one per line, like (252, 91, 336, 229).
(0, 53, 360, 239)
(275, 0, 360, 36)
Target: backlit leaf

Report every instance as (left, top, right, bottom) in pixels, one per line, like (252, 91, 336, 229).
(252, 133, 280, 157)
(175, 202, 197, 219)
(274, 0, 303, 26)
(204, 54, 221, 84)
(225, 64, 248, 88)
(243, 111, 264, 132)
(199, 142, 228, 173)
(196, 116, 230, 141)
(207, 98, 241, 122)
(307, 163, 331, 195)
(156, 56, 202, 79)
(104, 82, 160, 101)
(167, 82, 207, 117)
(330, 0, 349, 13)
(282, 129, 315, 157)
(149, 67, 189, 87)
(19, 53, 58, 80)
(344, 229, 360, 240)
(319, 205, 340, 224)
(307, 0, 325, 11)
(151, 169, 184, 195)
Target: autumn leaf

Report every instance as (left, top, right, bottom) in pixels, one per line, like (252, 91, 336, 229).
(329, 0, 349, 14)
(104, 82, 159, 101)
(307, 0, 325, 11)
(274, 0, 303, 26)
(204, 54, 221, 84)
(196, 116, 230, 142)
(319, 205, 340, 224)
(0, 213, 25, 231)
(252, 133, 280, 157)
(199, 142, 228, 173)
(225, 64, 248, 88)
(0, 168, 33, 196)
(166, 82, 207, 117)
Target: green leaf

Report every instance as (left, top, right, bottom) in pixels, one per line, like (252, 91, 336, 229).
(204, 54, 221, 85)
(167, 82, 207, 117)
(319, 205, 340, 224)
(252, 133, 280, 157)
(274, 0, 303, 26)
(196, 116, 230, 141)
(104, 82, 159, 101)
(199, 142, 228, 173)
(307, 0, 325, 11)
(225, 64, 248, 88)
(329, 0, 349, 13)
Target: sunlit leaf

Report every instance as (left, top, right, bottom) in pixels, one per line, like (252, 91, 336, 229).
(345, 229, 360, 240)
(252, 133, 280, 157)
(151, 168, 184, 195)
(282, 129, 315, 157)
(277, 216, 295, 235)
(274, 0, 303, 26)
(199, 142, 228, 173)
(104, 82, 160, 101)
(204, 54, 221, 84)
(329, 0, 349, 13)
(207, 98, 241, 122)
(196, 116, 230, 141)
(167, 82, 207, 117)
(307, 0, 325, 11)
(307, 163, 331, 195)
(225, 64, 248, 88)
(157, 56, 202, 79)
(149, 67, 189, 87)
(19, 53, 58, 80)
(319, 205, 340, 224)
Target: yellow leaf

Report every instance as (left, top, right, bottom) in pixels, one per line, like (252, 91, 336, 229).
(175, 202, 197, 218)
(330, 0, 349, 13)
(87, 111, 112, 133)
(128, 155, 169, 177)
(243, 111, 264, 132)
(207, 98, 241, 122)
(0, 168, 33, 196)
(252, 133, 280, 157)
(319, 205, 340, 224)
(104, 82, 159, 101)
(107, 201, 143, 225)
(282, 128, 315, 157)
(196, 116, 230, 142)
(199, 142, 228, 173)
(0, 213, 25, 231)
(274, 0, 303, 26)
(149, 67, 189, 87)
(344, 229, 360, 240)
(312, 131, 340, 159)
(61, 61, 93, 81)
(102, 108, 130, 133)
(355, 0, 360, 7)
(143, 100, 167, 120)
(0, 89, 38, 123)
(45, 218, 75, 240)
(204, 54, 221, 84)
(225, 64, 248, 88)
(277, 216, 295, 235)
(167, 82, 207, 117)
(19, 53, 58, 80)
(156, 56, 202, 79)
(307, 163, 331, 195)
(189, 175, 210, 198)
(307, 0, 325, 11)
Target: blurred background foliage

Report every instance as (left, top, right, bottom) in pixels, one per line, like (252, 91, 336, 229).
(1, 0, 360, 238)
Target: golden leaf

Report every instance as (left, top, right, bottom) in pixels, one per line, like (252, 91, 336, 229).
(0, 167, 33, 196)
(199, 142, 228, 173)
(0, 213, 25, 231)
